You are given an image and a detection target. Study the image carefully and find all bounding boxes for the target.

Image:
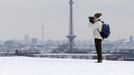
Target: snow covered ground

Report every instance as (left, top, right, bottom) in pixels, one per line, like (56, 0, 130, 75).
(0, 57, 134, 75)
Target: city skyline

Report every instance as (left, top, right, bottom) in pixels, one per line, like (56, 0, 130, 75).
(0, 0, 134, 41)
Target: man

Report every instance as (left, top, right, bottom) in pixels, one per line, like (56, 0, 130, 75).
(89, 13, 103, 63)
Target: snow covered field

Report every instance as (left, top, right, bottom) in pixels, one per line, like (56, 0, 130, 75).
(0, 57, 134, 75)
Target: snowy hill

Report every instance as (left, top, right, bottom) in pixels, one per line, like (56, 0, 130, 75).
(0, 57, 134, 75)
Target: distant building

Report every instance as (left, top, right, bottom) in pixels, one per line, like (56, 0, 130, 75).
(31, 38, 37, 44)
(129, 35, 133, 43)
(24, 35, 30, 46)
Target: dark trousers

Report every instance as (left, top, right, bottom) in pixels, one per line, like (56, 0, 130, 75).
(94, 38, 102, 61)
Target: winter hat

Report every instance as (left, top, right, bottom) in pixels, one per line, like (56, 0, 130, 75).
(94, 13, 102, 19)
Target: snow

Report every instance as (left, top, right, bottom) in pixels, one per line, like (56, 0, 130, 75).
(0, 57, 134, 75)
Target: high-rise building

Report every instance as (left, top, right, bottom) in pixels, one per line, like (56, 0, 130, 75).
(24, 35, 30, 46)
(129, 35, 133, 43)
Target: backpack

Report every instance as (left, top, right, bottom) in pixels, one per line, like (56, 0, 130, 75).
(98, 21, 110, 39)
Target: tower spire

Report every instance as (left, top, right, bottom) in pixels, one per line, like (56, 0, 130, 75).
(42, 24, 44, 42)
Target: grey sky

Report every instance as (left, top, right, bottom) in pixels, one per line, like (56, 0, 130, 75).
(0, 0, 134, 41)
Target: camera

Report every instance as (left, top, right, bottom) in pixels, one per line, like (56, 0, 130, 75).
(88, 16, 94, 24)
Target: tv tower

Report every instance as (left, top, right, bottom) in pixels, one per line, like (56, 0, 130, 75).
(66, 0, 76, 53)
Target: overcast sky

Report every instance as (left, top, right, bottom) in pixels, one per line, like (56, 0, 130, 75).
(0, 0, 134, 41)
